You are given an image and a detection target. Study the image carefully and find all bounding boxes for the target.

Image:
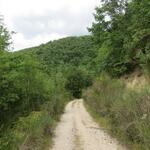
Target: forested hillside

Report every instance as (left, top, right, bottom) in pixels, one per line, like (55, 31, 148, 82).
(20, 36, 97, 98)
(26, 36, 97, 69)
(0, 0, 150, 149)
(0, 31, 97, 149)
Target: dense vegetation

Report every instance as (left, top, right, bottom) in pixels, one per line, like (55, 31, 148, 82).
(89, 0, 150, 77)
(0, 42, 70, 149)
(84, 75, 150, 149)
(0, 20, 97, 149)
(0, 0, 150, 149)
(22, 36, 97, 98)
(65, 69, 92, 98)
(83, 0, 150, 149)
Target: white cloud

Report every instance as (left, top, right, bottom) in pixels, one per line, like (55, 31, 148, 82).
(12, 32, 66, 51)
(0, 0, 100, 50)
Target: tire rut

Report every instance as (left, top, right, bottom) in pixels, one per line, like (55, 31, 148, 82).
(51, 99, 126, 150)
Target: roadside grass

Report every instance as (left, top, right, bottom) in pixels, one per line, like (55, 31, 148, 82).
(0, 94, 70, 150)
(83, 75, 150, 150)
(84, 101, 133, 150)
(0, 110, 56, 150)
(84, 102, 111, 131)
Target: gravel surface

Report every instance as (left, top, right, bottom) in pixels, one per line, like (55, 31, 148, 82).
(51, 99, 126, 150)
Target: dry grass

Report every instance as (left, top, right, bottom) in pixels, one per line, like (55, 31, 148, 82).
(83, 75, 150, 150)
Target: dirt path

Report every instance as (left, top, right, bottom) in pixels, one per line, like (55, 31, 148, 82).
(51, 99, 126, 150)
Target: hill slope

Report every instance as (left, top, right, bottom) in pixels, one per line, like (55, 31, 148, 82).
(21, 36, 98, 73)
(0, 35, 98, 150)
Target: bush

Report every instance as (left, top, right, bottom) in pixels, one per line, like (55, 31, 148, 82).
(83, 76, 150, 149)
(0, 111, 55, 150)
(111, 88, 150, 148)
(83, 75, 125, 116)
(0, 53, 70, 149)
(65, 70, 92, 98)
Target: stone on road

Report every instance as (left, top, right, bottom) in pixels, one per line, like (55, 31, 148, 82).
(51, 99, 126, 150)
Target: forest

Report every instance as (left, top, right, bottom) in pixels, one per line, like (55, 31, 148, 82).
(0, 0, 150, 149)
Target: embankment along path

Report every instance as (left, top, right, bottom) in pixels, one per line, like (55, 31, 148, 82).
(51, 99, 126, 150)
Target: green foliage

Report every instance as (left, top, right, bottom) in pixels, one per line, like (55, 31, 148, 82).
(111, 88, 150, 148)
(0, 30, 98, 149)
(65, 69, 92, 98)
(0, 111, 55, 150)
(89, 0, 150, 77)
(23, 36, 98, 73)
(0, 53, 50, 126)
(84, 76, 150, 149)
(0, 51, 70, 149)
(0, 17, 11, 52)
(1, 0, 149, 148)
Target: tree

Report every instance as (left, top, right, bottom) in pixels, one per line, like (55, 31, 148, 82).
(0, 15, 11, 52)
(65, 70, 92, 98)
(88, 0, 127, 45)
(89, 0, 150, 76)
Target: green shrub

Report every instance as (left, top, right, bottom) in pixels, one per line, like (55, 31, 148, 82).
(111, 87, 150, 148)
(0, 111, 55, 150)
(0, 52, 70, 150)
(84, 76, 150, 149)
(83, 75, 125, 116)
(65, 69, 92, 98)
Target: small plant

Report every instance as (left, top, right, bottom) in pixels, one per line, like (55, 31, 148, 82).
(84, 76, 150, 149)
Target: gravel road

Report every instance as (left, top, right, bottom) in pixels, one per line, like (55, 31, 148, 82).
(51, 99, 126, 150)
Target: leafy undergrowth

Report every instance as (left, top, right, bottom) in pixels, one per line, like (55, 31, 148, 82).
(83, 75, 150, 150)
(0, 108, 57, 150)
(0, 52, 70, 150)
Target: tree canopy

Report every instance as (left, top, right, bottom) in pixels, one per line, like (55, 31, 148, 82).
(89, 0, 150, 77)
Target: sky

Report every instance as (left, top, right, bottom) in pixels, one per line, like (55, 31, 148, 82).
(0, 0, 100, 50)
